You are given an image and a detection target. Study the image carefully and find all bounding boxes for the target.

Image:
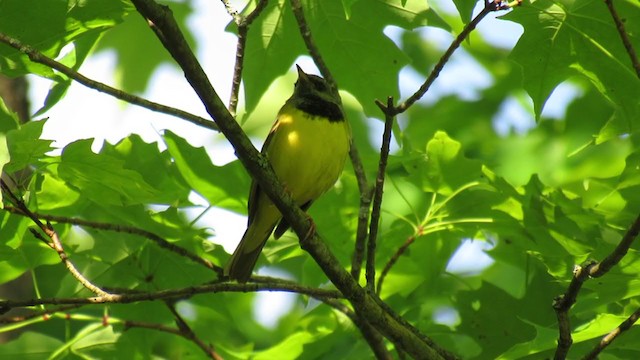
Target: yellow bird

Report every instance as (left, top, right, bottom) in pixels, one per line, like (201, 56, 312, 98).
(225, 65, 351, 282)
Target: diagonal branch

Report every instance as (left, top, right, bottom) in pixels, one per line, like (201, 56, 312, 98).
(603, 0, 640, 78)
(165, 301, 223, 360)
(289, 0, 336, 90)
(394, 0, 518, 115)
(582, 307, 640, 360)
(0, 32, 216, 131)
(553, 213, 640, 359)
(0, 180, 115, 299)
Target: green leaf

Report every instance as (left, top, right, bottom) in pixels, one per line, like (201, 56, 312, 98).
(403, 131, 482, 194)
(95, 0, 195, 93)
(241, 0, 437, 116)
(33, 31, 102, 116)
(58, 139, 161, 206)
(240, 0, 306, 115)
(163, 130, 250, 213)
(506, 0, 640, 125)
(0, 0, 131, 78)
(4, 119, 53, 172)
(0, 332, 64, 359)
(100, 135, 192, 206)
(0, 97, 19, 133)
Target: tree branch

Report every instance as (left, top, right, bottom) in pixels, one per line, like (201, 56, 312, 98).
(394, 0, 517, 115)
(351, 177, 373, 281)
(320, 298, 392, 360)
(0, 281, 341, 314)
(227, 0, 269, 115)
(0, 32, 216, 131)
(1, 180, 115, 299)
(603, 0, 640, 78)
(377, 231, 419, 295)
(289, 0, 335, 89)
(589, 214, 640, 277)
(2, 205, 221, 276)
(553, 213, 640, 359)
(582, 307, 640, 360)
(165, 301, 222, 360)
(366, 97, 396, 292)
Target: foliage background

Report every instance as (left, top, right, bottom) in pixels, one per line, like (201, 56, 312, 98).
(1, 0, 640, 359)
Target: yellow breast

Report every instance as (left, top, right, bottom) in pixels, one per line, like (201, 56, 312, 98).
(265, 106, 351, 205)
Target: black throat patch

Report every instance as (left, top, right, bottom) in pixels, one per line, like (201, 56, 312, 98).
(295, 97, 344, 122)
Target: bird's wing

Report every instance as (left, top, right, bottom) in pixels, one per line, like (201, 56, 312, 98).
(246, 116, 283, 225)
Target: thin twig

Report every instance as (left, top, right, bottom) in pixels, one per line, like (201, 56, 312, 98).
(165, 301, 222, 360)
(228, 0, 269, 115)
(552, 261, 596, 360)
(289, 0, 335, 89)
(1, 180, 115, 299)
(0, 304, 83, 324)
(219, 0, 241, 22)
(351, 182, 373, 280)
(377, 231, 419, 295)
(394, 0, 515, 115)
(582, 307, 640, 360)
(3, 205, 221, 275)
(0, 281, 342, 314)
(366, 97, 395, 292)
(589, 214, 640, 277)
(0, 32, 217, 131)
(553, 213, 640, 359)
(604, 0, 640, 78)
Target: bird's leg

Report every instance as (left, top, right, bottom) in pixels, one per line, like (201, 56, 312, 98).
(302, 213, 317, 243)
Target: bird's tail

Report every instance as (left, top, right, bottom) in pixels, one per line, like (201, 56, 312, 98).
(224, 220, 276, 283)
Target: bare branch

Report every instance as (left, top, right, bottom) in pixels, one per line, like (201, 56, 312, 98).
(366, 97, 396, 292)
(0, 304, 83, 324)
(1, 180, 114, 299)
(322, 298, 392, 360)
(604, 0, 640, 78)
(351, 178, 373, 281)
(552, 261, 596, 360)
(377, 232, 419, 295)
(289, 0, 336, 89)
(553, 214, 640, 359)
(589, 214, 640, 277)
(228, 0, 269, 115)
(0, 32, 216, 131)
(0, 281, 342, 314)
(394, 0, 517, 115)
(165, 301, 222, 360)
(582, 307, 640, 360)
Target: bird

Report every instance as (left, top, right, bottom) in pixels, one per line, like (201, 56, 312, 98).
(224, 65, 351, 283)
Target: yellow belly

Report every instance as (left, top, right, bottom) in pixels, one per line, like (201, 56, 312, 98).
(265, 106, 351, 205)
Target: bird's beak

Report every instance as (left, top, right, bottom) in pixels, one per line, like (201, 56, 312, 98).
(296, 64, 310, 83)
